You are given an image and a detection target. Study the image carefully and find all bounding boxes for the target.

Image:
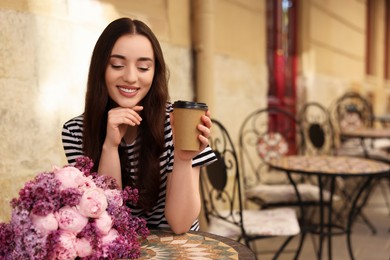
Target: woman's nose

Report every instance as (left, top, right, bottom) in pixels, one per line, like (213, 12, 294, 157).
(123, 66, 137, 83)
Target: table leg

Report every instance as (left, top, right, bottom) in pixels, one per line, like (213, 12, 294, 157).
(327, 177, 336, 260)
(318, 175, 324, 259)
(316, 175, 336, 260)
(334, 177, 377, 235)
(346, 176, 374, 260)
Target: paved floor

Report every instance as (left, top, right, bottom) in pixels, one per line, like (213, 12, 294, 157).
(254, 182, 390, 260)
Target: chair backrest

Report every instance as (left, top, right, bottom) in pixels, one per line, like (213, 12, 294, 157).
(200, 119, 245, 234)
(298, 102, 336, 156)
(331, 91, 374, 133)
(238, 107, 302, 188)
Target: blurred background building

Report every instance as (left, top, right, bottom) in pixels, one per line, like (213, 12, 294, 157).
(0, 0, 389, 221)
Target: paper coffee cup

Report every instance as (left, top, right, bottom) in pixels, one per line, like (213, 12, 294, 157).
(173, 100, 208, 151)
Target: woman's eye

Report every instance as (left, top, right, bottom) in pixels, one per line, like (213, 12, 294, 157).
(138, 67, 150, 72)
(111, 64, 123, 69)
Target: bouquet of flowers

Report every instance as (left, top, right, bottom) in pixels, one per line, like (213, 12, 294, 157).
(0, 157, 149, 259)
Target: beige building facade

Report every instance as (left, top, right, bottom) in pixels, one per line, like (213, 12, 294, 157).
(0, 0, 388, 221)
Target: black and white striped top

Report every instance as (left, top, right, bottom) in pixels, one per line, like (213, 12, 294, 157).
(61, 103, 217, 231)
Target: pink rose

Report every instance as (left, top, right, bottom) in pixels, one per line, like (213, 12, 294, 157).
(55, 206, 88, 234)
(54, 166, 84, 190)
(78, 188, 108, 218)
(53, 231, 77, 260)
(30, 212, 58, 235)
(95, 211, 113, 235)
(102, 228, 119, 246)
(101, 228, 119, 257)
(102, 228, 119, 244)
(77, 176, 97, 191)
(104, 189, 123, 207)
(75, 237, 93, 257)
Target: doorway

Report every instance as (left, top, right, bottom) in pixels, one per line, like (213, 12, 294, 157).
(266, 0, 299, 151)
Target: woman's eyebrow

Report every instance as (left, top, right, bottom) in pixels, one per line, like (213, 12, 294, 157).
(110, 54, 153, 62)
(110, 54, 126, 60)
(138, 57, 153, 62)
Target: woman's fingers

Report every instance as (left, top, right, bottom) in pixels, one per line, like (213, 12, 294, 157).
(108, 106, 143, 126)
(105, 106, 144, 146)
(198, 123, 210, 139)
(197, 113, 212, 149)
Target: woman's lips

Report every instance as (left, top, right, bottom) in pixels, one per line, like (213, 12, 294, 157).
(118, 86, 139, 97)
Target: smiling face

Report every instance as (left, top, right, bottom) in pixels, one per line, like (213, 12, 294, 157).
(105, 34, 155, 108)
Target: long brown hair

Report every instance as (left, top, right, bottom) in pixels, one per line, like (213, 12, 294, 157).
(83, 17, 169, 211)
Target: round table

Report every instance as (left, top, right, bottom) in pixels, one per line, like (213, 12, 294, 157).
(341, 128, 390, 140)
(268, 155, 390, 260)
(341, 127, 390, 158)
(139, 229, 256, 259)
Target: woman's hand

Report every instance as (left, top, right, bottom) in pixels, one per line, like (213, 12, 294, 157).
(104, 106, 143, 148)
(171, 110, 212, 161)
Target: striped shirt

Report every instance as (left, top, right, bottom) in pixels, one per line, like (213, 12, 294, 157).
(61, 103, 217, 231)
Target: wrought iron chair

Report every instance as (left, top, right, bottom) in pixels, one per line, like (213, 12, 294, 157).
(330, 91, 390, 158)
(298, 102, 336, 156)
(238, 107, 331, 209)
(200, 119, 302, 259)
(330, 92, 390, 232)
(332, 91, 374, 129)
(330, 91, 374, 157)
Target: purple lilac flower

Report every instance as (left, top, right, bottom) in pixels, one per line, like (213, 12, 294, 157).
(60, 188, 82, 206)
(9, 207, 47, 259)
(22, 228, 48, 259)
(31, 198, 56, 215)
(0, 223, 15, 258)
(109, 206, 131, 234)
(45, 230, 62, 259)
(11, 172, 62, 215)
(104, 235, 141, 259)
(74, 156, 94, 175)
(132, 217, 149, 238)
(11, 207, 32, 236)
(123, 186, 139, 204)
(94, 175, 119, 190)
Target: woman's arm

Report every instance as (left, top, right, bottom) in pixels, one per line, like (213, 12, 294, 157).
(165, 158, 201, 234)
(98, 106, 143, 187)
(98, 144, 123, 187)
(165, 112, 211, 234)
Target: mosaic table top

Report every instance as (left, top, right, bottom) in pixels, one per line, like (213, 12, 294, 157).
(138, 229, 255, 260)
(341, 127, 390, 139)
(268, 155, 390, 177)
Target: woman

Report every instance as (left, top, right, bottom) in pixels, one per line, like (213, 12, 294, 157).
(62, 17, 216, 234)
